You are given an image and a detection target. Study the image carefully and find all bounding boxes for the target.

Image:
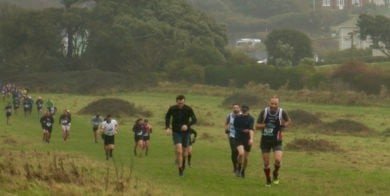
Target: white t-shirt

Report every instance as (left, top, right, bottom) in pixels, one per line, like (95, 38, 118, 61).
(101, 120, 118, 136)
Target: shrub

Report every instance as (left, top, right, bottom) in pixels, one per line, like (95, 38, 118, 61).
(332, 60, 389, 94)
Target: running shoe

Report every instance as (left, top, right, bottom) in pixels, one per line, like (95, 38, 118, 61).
(240, 170, 245, 178)
(273, 179, 279, 185)
(235, 169, 241, 177)
(273, 171, 279, 184)
(266, 180, 272, 187)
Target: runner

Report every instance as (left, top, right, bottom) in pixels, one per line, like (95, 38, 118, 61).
(23, 96, 34, 117)
(132, 118, 145, 156)
(143, 119, 153, 156)
(165, 95, 197, 176)
(185, 128, 197, 168)
(59, 109, 72, 142)
(12, 95, 20, 115)
(36, 96, 44, 117)
(40, 111, 54, 143)
(91, 114, 103, 143)
(233, 104, 254, 178)
(224, 103, 241, 174)
(46, 99, 57, 117)
(5, 102, 12, 125)
(255, 96, 291, 186)
(101, 115, 118, 160)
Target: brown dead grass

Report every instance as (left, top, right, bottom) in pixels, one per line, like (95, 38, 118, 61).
(286, 138, 342, 152)
(0, 133, 158, 195)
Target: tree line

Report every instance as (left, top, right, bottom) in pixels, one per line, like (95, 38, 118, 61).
(0, 0, 228, 76)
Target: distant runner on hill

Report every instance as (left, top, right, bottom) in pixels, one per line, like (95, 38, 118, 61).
(5, 102, 12, 125)
(59, 109, 72, 143)
(101, 115, 118, 160)
(143, 119, 153, 156)
(133, 118, 145, 156)
(40, 111, 54, 143)
(91, 114, 103, 143)
(36, 96, 44, 117)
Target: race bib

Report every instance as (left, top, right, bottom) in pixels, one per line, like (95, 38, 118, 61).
(263, 128, 274, 136)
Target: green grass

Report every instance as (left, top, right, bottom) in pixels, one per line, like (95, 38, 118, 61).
(1, 91, 389, 195)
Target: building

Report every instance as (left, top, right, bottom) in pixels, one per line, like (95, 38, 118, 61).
(338, 27, 371, 50)
(316, 0, 387, 10)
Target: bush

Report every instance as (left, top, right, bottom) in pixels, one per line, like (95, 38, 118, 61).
(332, 61, 389, 94)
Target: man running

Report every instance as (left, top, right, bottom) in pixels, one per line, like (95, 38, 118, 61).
(233, 105, 254, 178)
(36, 96, 44, 117)
(133, 118, 145, 156)
(255, 96, 291, 186)
(101, 115, 118, 160)
(224, 103, 241, 174)
(23, 96, 33, 117)
(165, 95, 197, 176)
(59, 109, 72, 142)
(12, 95, 20, 115)
(40, 111, 54, 143)
(91, 114, 103, 143)
(143, 119, 152, 156)
(185, 128, 197, 168)
(5, 102, 12, 125)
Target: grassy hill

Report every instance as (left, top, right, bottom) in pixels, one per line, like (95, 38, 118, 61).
(1, 90, 389, 195)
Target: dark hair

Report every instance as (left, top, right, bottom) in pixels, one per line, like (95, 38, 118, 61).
(241, 105, 249, 112)
(106, 114, 111, 119)
(135, 118, 143, 123)
(176, 95, 185, 101)
(232, 103, 240, 107)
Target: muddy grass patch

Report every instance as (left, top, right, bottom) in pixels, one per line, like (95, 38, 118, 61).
(286, 138, 342, 152)
(317, 119, 375, 136)
(78, 98, 152, 118)
(288, 109, 321, 126)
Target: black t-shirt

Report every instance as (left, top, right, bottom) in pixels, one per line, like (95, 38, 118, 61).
(234, 114, 254, 139)
(165, 104, 197, 132)
(40, 116, 54, 129)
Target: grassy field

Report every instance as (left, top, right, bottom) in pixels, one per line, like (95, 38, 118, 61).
(1, 91, 389, 195)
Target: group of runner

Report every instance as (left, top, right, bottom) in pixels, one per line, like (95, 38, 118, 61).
(224, 96, 291, 186)
(4, 89, 291, 186)
(1, 84, 73, 143)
